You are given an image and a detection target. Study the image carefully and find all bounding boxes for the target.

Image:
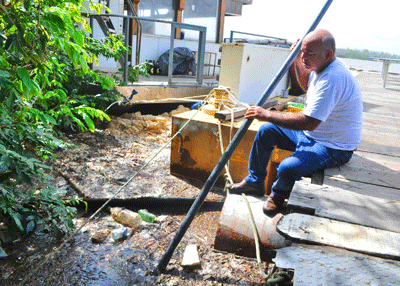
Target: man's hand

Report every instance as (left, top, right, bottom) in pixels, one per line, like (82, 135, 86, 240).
(244, 105, 321, 131)
(244, 106, 270, 121)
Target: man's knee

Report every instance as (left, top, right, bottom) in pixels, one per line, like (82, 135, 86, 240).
(276, 156, 304, 181)
(255, 123, 281, 144)
(258, 122, 279, 135)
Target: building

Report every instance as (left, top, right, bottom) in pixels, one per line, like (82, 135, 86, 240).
(86, 0, 254, 84)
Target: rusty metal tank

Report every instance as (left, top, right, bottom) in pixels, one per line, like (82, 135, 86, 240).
(214, 194, 290, 261)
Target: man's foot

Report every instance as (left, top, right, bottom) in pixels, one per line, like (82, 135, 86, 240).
(226, 180, 265, 197)
(262, 195, 284, 215)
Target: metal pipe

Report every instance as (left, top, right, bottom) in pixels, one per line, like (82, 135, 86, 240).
(155, 0, 334, 273)
(123, 17, 129, 83)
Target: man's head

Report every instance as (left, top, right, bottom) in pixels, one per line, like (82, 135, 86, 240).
(301, 29, 336, 74)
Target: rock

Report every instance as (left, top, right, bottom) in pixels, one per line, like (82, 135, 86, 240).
(91, 229, 111, 243)
(181, 244, 201, 269)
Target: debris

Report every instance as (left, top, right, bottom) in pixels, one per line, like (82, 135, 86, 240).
(110, 207, 142, 228)
(111, 227, 128, 241)
(169, 105, 190, 116)
(138, 209, 156, 223)
(91, 229, 111, 243)
(181, 244, 201, 268)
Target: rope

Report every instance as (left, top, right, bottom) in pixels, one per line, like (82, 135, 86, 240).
(213, 87, 248, 187)
(217, 118, 233, 185)
(21, 107, 204, 285)
(242, 194, 268, 279)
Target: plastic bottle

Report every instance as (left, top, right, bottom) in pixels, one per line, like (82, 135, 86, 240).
(111, 227, 127, 241)
(110, 207, 142, 228)
(138, 209, 156, 223)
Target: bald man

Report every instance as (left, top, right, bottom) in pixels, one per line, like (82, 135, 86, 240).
(227, 29, 363, 214)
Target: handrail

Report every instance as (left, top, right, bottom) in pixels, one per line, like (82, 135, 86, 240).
(83, 12, 207, 86)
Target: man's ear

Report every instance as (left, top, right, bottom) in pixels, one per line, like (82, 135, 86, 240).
(325, 49, 334, 60)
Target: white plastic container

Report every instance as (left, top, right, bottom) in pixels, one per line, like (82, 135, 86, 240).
(219, 43, 291, 104)
(111, 227, 127, 241)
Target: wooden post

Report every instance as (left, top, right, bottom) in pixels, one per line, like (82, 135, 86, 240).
(217, 0, 226, 43)
(131, 0, 140, 35)
(175, 0, 185, 39)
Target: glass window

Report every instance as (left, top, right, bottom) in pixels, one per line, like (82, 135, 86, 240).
(137, 0, 219, 42)
(182, 0, 219, 42)
(138, 0, 174, 36)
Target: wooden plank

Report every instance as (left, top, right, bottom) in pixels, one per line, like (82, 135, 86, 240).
(288, 181, 400, 233)
(277, 213, 400, 260)
(324, 151, 400, 190)
(321, 176, 400, 201)
(362, 113, 400, 136)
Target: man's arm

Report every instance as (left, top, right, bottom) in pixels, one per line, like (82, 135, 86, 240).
(244, 106, 321, 131)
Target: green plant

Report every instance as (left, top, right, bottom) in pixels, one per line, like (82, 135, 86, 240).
(0, 0, 126, 237)
(123, 61, 152, 83)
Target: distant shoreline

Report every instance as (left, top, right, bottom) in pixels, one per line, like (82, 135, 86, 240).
(339, 57, 400, 74)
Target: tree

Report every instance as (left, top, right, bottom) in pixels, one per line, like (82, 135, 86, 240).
(0, 0, 127, 237)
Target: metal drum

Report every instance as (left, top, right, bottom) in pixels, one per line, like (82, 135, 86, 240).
(214, 194, 290, 261)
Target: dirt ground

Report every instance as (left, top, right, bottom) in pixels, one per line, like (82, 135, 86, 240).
(1, 107, 273, 285)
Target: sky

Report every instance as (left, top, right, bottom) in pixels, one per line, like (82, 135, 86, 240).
(223, 0, 400, 55)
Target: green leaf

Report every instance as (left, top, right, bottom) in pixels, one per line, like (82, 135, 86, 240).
(44, 114, 57, 125)
(10, 211, 24, 232)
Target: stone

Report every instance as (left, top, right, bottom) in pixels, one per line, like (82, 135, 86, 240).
(91, 229, 111, 243)
(181, 244, 201, 268)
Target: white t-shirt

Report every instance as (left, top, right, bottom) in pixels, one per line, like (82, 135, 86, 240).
(302, 59, 363, 151)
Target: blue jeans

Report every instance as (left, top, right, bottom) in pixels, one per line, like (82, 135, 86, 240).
(245, 123, 353, 204)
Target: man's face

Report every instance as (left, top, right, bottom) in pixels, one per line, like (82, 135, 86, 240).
(300, 39, 327, 73)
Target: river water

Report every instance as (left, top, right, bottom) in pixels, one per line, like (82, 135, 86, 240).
(339, 57, 400, 74)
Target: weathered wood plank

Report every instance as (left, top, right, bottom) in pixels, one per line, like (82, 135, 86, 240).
(362, 113, 400, 135)
(324, 151, 400, 190)
(321, 176, 400, 201)
(277, 213, 400, 260)
(288, 181, 400, 232)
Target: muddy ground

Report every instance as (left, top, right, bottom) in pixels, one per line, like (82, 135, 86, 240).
(1, 107, 274, 285)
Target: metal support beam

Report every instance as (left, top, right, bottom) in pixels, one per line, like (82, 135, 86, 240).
(168, 22, 206, 86)
(229, 30, 287, 43)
